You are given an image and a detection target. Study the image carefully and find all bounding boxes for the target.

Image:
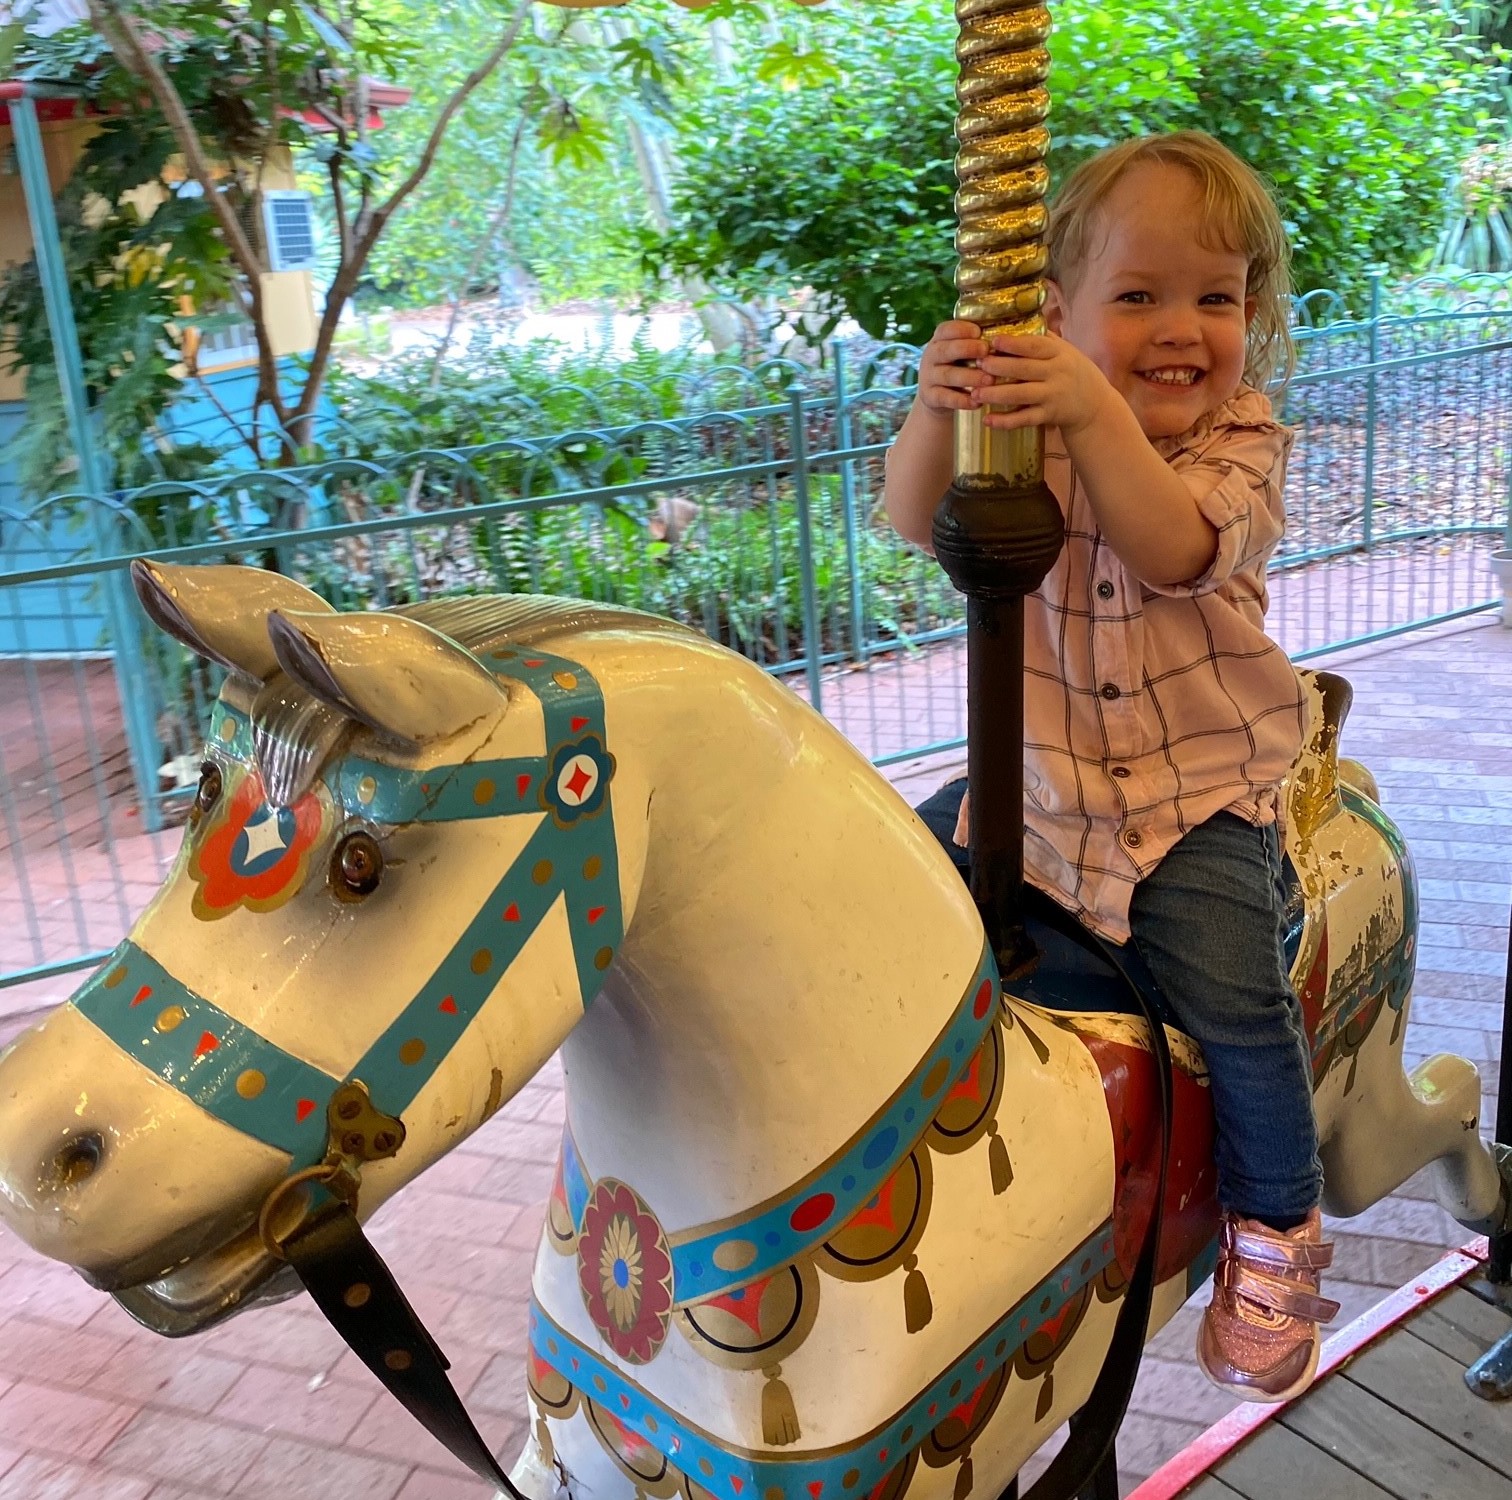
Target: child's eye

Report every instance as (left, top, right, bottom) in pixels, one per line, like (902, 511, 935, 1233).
(1115, 291, 1151, 304)
(1201, 293, 1239, 305)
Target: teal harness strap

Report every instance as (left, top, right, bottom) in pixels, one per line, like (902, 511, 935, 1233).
(72, 944, 339, 1162)
(351, 805, 621, 1122)
(72, 643, 623, 1168)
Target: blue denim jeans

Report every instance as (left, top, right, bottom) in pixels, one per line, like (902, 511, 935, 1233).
(915, 780, 1322, 1222)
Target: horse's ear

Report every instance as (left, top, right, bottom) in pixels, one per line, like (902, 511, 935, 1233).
(131, 560, 335, 684)
(267, 609, 505, 746)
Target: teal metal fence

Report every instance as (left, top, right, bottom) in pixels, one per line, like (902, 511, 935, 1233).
(2, 282, 1510, 995)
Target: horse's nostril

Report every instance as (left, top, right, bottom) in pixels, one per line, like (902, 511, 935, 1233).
(51, 1133, 104, 1187)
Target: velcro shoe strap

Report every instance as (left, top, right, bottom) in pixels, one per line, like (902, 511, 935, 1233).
(1231, 1265, 1341, 1325)
(1231, 1227, 1335, 1272)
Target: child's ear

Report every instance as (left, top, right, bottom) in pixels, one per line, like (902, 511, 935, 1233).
(1044, 280, 1067, 335)
(1244, 295, 1258, 328)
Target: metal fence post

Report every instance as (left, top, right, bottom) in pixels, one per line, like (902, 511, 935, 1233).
(787, 382, 823, 712)
(833, 352, 869, 666)
(1361, 272, 1383, 551)
(12, 90, 163, 831)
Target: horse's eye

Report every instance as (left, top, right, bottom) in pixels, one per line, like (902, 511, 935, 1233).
(192, 762, 222, 822)
(331, 831, 384, 900)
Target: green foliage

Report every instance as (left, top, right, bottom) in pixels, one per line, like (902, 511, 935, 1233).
(0, 0, 425, 496)
(359, 2, 698, 308)
(1433, 138, 1512, 272)
(650, 0, 1502, 335)
(645, 5, 958, 343)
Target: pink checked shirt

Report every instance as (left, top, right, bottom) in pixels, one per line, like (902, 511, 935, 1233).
(1019, 386, 1307, 942)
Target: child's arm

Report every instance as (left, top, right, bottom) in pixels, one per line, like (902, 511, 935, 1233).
(883, 321, 992, 552)
(975, 334, 1219, 587)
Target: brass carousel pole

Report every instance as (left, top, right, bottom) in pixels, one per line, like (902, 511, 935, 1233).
(932, 0, 1063, 976)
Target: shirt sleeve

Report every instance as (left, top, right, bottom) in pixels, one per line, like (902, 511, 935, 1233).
(1144, 419, 1294, 598)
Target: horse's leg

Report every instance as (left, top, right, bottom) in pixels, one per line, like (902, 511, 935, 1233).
(1319, 1012, 1507, 1231)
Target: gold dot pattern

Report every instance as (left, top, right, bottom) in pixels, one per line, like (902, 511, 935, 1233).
(473, 778, 496, 805)
(155, 1006, 186, 1034)
(470, 949, 492, 975)
(533, 860, 553, 886)
(399, 1039, 427, 1066)
(357, 775, 377, 805)
(236, 1070, 266, 1100)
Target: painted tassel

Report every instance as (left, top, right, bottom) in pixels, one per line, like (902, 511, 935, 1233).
(903, 1254, 933, 1333)
(762, 1363, 801, 1446)
(535, 1415, 556, 1471)
(987, 1123, 1012, 1195)
(1035, 1370, 1054, 1422)
(954, 1455, 974, 1500)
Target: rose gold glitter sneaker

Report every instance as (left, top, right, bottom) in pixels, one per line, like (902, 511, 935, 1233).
(1195, 1208, 1340, 1402)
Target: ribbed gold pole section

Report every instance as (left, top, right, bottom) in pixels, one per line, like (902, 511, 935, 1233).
(952, 0, 1052, 488)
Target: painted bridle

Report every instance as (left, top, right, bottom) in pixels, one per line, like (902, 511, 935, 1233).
(71, 643, 625, 1491)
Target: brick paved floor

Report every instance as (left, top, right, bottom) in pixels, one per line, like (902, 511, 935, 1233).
(0, 615, 1509, 1498)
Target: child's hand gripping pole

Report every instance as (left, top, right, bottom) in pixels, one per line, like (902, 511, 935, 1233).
(932, 0, 1063, 978)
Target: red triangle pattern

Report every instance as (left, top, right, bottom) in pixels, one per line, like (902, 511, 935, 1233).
(517, 773, 532, 799)
(194, 1032, 220, 1058)
(131, 985, 153, 1008)
(570, 715, 590, 732)
(296, 1099, 317, 1122)
(587, 906, 606, 925)
(504, 903, 521, 922)
(439, 995, 458, 1015)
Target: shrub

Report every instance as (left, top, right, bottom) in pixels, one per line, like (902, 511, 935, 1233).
(650, 0, 1499, 334)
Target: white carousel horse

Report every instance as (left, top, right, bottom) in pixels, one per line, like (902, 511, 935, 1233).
(0, 562, 1505, 1500)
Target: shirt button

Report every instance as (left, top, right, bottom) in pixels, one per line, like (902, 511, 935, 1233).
(1096, 580, 1115, 600)
(1100, 683, 1121, 701)
(1111, 766, 1131, 779)
(1124, 829, 1143, 848)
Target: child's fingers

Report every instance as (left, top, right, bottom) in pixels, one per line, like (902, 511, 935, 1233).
(990, 333, 1059, 356)
(974, 378, 1051, 407)
(977, 352, 1058, 380)
(935, 319, 984, 341)
(983, 406, 1047, 430)
(925, 337, 989, 369)
(921, 386, 979, 413)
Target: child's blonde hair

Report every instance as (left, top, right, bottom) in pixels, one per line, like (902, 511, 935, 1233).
(1045, 131, 1295, 391)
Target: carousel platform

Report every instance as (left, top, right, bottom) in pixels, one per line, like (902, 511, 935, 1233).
(1134, 1239, 1512, 1500)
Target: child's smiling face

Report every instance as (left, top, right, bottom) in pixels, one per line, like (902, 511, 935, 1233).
(1046, 162, 1256, 440)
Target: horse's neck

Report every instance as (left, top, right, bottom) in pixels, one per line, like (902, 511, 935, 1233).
(557, 632, 986, 1233)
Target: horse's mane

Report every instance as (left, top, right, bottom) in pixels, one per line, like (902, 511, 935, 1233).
(396, 594, 700, 656)
(250, 595, 698, 807)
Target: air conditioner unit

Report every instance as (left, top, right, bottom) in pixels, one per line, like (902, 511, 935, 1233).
(257, 189, 319, 273)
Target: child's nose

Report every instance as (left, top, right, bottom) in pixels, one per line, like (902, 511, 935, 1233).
(1155, 305, 1202, 344)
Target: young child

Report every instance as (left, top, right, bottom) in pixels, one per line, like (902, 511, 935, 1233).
(884, 131, 1336, 1401)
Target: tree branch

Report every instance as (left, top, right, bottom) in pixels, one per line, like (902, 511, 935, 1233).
(88, 0, 290, 442)
(294, 0, 532, 436)
(428, 111, 529, 384)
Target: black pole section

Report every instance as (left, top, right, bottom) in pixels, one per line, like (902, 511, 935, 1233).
(933, 476, 1063, 977)
(1491, 903, 1512, 1284)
